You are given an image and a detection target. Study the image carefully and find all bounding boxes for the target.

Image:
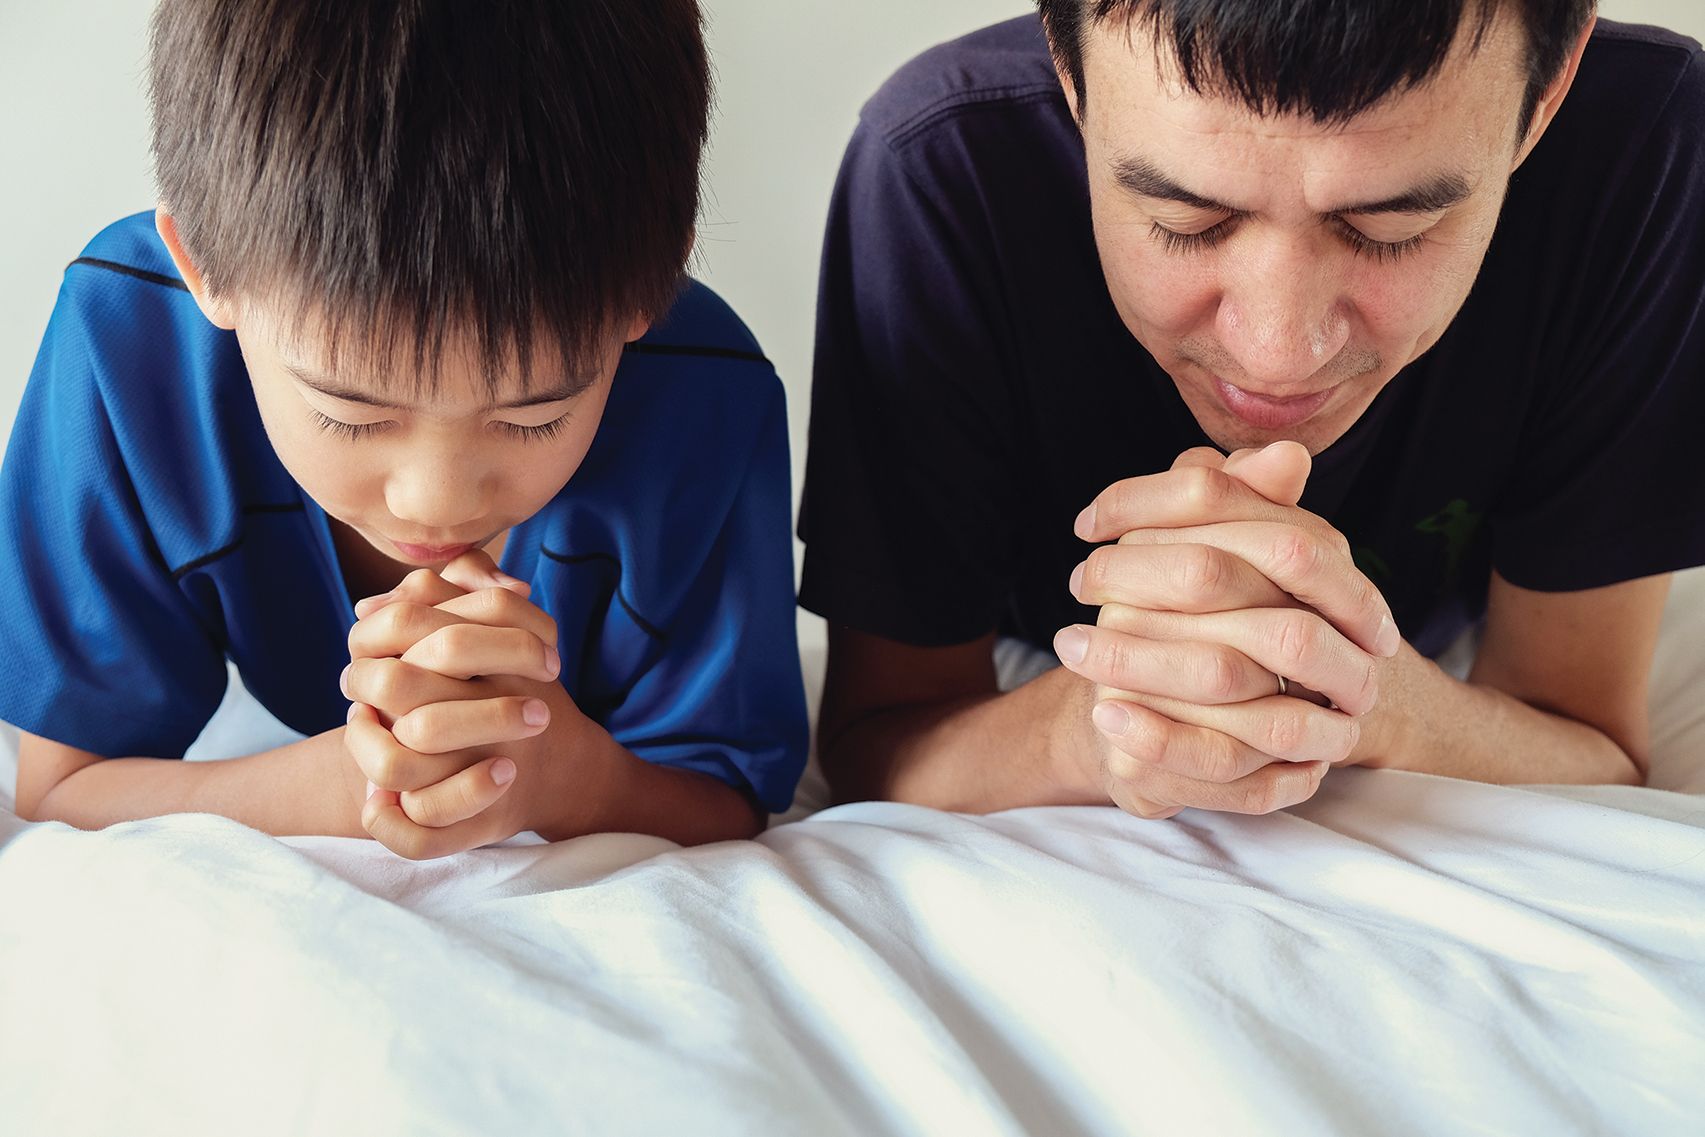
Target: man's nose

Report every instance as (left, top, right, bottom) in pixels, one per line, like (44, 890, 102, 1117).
(1215, 237, 1351, 391)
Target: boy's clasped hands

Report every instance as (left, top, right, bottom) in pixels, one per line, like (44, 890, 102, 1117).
(340, 552, 589, 858)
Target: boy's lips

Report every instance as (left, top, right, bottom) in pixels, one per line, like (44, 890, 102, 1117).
(391, 540, 478, 564)
(1213, 378, 1335, 429)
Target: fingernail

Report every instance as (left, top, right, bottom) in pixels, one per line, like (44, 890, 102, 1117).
(1074, 503, 1096, 539)
(522, 699, 550, 727)
(491, 758, 517, 786)
(1054, 625, 1089, 665)
(1091, 701, 1129, 735)
(543, 646, 561, 679)
(495, 570, 525, 587)
(339, 664, 352, 698)
(1377, 613, 1401, 657)
(365, 780, 380, 801)
(346, 702, 358, 724)
(354, 591, 393, 617)
(1068, 562, 1085, 600)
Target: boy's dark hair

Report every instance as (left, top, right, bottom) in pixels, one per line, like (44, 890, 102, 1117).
(1035, 0, 1595, 132)
(149, 0, 711, 391)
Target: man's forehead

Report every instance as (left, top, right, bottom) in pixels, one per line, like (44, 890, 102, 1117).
(1079, 4, 1530, 146)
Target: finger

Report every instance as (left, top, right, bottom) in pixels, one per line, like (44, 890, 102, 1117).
(1117, 521, 1398, 657)
(1053, 625, 1284, 706)
(345, 702, 476, 791)
(349, 601, 466, 660)
(400, 623, 561, 682)
(1093, 699, 1281, 784)
(343, 656, 487, 723)
(1072, 542, 1293, 613)
(441, 549, 531, 599)
(1105, 780, 1185, 821)
(398, 756, 517, 829)
(1221, 441, 1311, 507)
(363, 780, 508, 860)
(391, 696, 551, 755)
(1138, 689, 1363, 766)
(1072, 607, 1381, 717)
(1114, 755, 1331, 817)
(1168, 446, 1228, 472)
(354, 568, 467, 619)
(434, 587, 560, 650)
(1075, 464, 1294, 543)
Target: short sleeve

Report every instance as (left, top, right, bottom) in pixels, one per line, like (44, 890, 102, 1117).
(1493, 47, 1705, 590)
(602, 385, 809, 814)
(797, 119, 1024, 646)
(0, 280, 228, 757)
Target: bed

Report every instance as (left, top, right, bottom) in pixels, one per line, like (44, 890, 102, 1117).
(3, 571, 1703, 1136)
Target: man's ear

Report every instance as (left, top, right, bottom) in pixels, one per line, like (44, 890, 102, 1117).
(1513, 15, 1596, 170)
(154, 208, 238, 330)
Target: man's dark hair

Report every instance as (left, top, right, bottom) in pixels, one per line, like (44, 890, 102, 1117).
(149, 0, 711, 391)
(1035, 0, 1595, 132)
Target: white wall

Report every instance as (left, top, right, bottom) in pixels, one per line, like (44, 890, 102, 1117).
(0, 0, 1697, 524)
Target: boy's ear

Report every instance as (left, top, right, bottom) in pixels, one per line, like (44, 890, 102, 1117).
(154, 208, 239, 330)
(623, 312, 653, 344)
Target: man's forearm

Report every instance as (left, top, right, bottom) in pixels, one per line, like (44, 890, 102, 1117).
(821, 666, 1103, 812)
(1363, 644, 1644, 785)
(33, 729, 370, 837)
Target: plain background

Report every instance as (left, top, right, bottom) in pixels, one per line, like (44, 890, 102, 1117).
(0, 0, 1699, 652)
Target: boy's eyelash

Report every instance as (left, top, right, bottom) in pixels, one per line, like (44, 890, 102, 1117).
(1148, 218, 1427, 262)
(309, 410, 391, 439)
(498, 415, 570, 442)
(309, 410, 571, 442)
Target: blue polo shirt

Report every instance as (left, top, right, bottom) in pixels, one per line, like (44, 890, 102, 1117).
(0, 212, 809, 813)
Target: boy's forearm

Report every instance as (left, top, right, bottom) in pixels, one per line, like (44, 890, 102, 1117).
(33, 729, 371, 838)
(532, 728, 769, 845)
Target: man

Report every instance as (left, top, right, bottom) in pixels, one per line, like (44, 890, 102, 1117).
(799, 0, 1705, 818)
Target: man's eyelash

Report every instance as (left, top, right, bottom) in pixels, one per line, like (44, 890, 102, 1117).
(309, 410, 390, 439)
(1148, 218, 1428, 262)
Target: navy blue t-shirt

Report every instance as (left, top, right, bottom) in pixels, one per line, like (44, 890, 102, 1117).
(798, 18, 1705, 659)
(0, 212, 809, 813)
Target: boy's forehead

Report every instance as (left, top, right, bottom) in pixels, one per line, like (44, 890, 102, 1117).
(256, 300, 607, 404)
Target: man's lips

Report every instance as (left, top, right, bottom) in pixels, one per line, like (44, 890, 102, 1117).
(1213, 378, 1335, 429)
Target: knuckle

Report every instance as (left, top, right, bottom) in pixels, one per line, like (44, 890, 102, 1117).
(1178, 544, 1226, 603)
(1272, 611, 1320, 672)
(1105, 748, 1144, 785)
(365, 659, 408, 706)
(1178, 465, 1232, 514)
(1201, 646, 1245, 703)
(402, 568, 440, 594)
(1264, 707, 1308, 757)
(1233, 779, 1280, 815)
(1200, 736, 1242, 784)
(1271, 531, 1322, 581)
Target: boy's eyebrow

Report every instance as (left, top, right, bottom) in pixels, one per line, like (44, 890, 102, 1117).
(1111, 154, 1474, 216)
(283, 363, 589, 410)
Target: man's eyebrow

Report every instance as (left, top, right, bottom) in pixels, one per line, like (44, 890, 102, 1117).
(1112, 155, 1228, 211)
(1111, 155, 1473, 216)
(283, 363, 588, 410)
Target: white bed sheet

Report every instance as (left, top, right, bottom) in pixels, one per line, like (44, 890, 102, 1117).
(2, 568, 1703, 1135)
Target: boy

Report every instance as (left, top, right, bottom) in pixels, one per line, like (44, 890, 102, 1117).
(1, 0, 808, 858)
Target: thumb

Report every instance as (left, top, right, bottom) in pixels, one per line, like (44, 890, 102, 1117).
(1221, 441, 1311, 506)
(442, 548, 530, 598)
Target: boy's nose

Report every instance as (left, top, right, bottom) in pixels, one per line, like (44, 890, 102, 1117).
(385, 464, 486, 533)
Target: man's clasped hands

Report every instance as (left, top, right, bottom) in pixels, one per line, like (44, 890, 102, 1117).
(1053, 441, 1403, 820)
(342, 441, 1401, 856)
